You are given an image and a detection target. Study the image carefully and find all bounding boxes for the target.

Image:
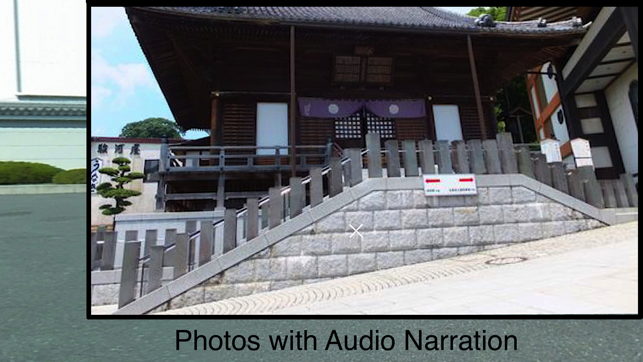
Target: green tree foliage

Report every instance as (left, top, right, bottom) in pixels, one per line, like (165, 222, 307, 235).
(96, 157, 144, 216)
(0, 161, 63, 185)
(119, 117, 185, 139)
(467, 7, 507, 21)
(52, 168, 86, 184)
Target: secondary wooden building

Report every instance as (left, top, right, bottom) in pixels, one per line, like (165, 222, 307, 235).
(126, 6, 586, 211)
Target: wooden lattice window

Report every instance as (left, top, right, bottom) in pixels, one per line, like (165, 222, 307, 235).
(333, 55, 392, 85)
(333, 55, 362, 83)
(365, 57, 393, 84)
(366, 111, 396, 140)
(334, 112, 362, 139)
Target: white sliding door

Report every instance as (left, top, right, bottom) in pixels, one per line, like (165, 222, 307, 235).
(433, 105, 463, 143)
(256, 103, 288, 155)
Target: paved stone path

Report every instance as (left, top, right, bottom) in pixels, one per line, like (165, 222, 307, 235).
(157, 221, 638, 315)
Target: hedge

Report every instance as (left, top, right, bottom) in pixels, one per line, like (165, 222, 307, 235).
(52, 168, 87, 184)
(0, 161, 64, 185)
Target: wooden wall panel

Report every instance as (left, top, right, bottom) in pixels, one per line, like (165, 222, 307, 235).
(222, 101, 256, 146)
(395, 118, 429, 141)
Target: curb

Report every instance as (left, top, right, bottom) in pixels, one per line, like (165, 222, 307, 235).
(0, 184, 86, 195)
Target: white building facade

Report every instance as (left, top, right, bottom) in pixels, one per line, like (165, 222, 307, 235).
(0, 0, 86, 170)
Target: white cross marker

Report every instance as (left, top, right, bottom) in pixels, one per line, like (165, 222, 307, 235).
(349, 224, 363, 239)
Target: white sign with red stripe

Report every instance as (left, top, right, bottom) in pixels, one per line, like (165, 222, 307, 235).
(423, 174, 477, 196)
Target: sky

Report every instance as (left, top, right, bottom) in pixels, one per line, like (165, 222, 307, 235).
(90, 7, 478, 140)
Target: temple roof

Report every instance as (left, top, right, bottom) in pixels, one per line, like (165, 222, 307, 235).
(143, 7, 588, 36)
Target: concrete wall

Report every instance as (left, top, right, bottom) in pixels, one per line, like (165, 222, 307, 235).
(0, 120, 85, 170)
(605, 63, 638, 180)
(145, 185, 605, 312)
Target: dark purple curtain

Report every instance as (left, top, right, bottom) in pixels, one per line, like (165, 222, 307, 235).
(364, 99, 426, 118)
(298, 98, 426, 119)
(298, 98, 364, 118)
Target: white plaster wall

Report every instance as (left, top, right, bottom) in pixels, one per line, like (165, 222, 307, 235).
(91, 142, 160, 226)
(0, 1, 17, 100)
(0, 120, 85, 169)
(541, 63, 559, 104)
(605, 63, 638, 177)
(550, 105, 570, 144)
(17, 0, 86, 96)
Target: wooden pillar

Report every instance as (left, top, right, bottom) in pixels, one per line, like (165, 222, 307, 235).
(210, 96, 220, 146)
(289, 26, 297, 178)
(466, 35, 487, 140)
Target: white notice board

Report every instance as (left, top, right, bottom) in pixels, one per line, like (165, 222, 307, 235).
(423, 174, 477, 196)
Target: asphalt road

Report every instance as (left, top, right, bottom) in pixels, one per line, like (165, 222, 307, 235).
(0, 193, 640, 361)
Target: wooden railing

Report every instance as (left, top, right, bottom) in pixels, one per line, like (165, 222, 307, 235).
(160, 144, 333, 173)
(98, 132, 638, 309)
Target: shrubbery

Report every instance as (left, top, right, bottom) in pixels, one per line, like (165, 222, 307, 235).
(0, 161, 64, 185)
(52, 168, 86, 184)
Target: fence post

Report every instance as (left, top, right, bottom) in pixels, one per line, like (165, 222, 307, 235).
(246, 198, 259, 240)
(600, 180, 617, 208)
(613, 179, 629, 208)
(550, 162, 569, 194)
(620, 173, 638, 207)
(101, 231, 117, 271)
(533, 153, 552, 186)
(118, 241, 141, 308)
(366, 132, 383, 178)
(403, 140, 419, 177)
(436, 141, 453, 174)
(385, 140, 401, 177)
(268, 187, 282, 229)
(290, 177, 304, 218)
(451, 140, 470, 174)
(310, 167, 323, 207)
(199, 220, 213, 266)
(90, 232, 98, 270)
(146, 245, 165, 294)
(467, 139, 486, 174)
(173, 233, 189, 279)
(496, 132, 518, 174)
(577, 166, 604, 208)
(482, 139, 502, 174)
(418, 140, 435, 175)
(144, 230, 157, 259)
(567, 169, 586, 202)
(328, 157, 343, 197)
(223, 209, 238, 253)
(347, 148, 363, 185)
(516, 146, 535, 178)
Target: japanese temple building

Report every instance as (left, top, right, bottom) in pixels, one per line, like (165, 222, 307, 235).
(508, 7, 638, 184)
(125, 7, 588, 212)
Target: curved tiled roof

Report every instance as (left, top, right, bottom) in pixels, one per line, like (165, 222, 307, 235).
(0, 101, 86, 119)
(143, 7, 587, 35)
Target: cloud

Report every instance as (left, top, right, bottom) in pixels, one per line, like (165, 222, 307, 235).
(91, 7, 127, 38)
(91, 49, 157, 107)
(91, 85, 112, 107)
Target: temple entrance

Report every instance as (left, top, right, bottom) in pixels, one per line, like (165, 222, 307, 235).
(333, 109, 397, 149)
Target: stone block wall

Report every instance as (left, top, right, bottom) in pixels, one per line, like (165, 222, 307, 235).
(151, 186, 605, 312)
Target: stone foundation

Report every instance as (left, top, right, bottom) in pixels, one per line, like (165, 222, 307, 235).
(149, 186, 605, 312)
